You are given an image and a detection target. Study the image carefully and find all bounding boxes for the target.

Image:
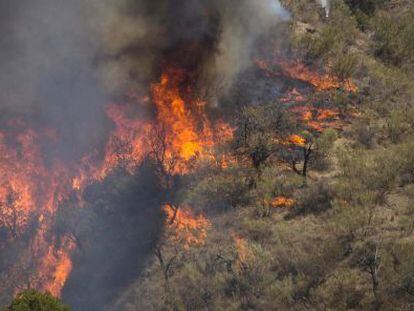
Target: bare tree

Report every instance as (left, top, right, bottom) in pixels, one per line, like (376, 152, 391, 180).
(360, 241, 382, 309)
(291, 142, 313, 177)
(154, 244, 178, 308)
(147, 124, 178, 191)
(0, 189, 23, 239)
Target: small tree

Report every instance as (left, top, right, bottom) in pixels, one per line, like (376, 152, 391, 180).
(287, 132, 314, 178)
(358, 241, 382, 309)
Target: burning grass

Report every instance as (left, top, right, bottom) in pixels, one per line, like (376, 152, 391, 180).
(255, 57, 358, 93)
(164, 204, 212, 249)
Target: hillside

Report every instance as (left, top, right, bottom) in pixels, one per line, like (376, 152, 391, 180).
(1, 1, 414, 310)
(112, 1, 414, 310)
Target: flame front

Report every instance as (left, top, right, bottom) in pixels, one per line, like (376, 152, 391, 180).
(288, 134, 306, 146)
(0, 56, 355, 298)
(276, 59, 358, 92)
(256, 57, 358, 92)
(0, 67, 232, 297)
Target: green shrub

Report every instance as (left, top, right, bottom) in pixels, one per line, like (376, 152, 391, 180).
(372, 8, 414, 66)
(345, 0, 387, 16)
(4, 290, 70, 311)
(331, 50, 359, 80)
(184, 168, 251, 210)
(311, 129, 338, 171)
(349, 117, 379, 148)
(288, 181, 334, 217)
(344, 0, 388, 29)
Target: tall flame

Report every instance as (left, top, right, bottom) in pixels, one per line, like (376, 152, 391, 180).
(151, 68, 216, 173)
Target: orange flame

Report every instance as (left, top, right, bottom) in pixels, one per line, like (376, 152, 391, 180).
(163, 204, 211, 249)
(271, 196, 295, 208)
(36, 237, 76, 297)
(0, 122, 80, 297)
(256, 58, 358, 93)
(151, 69, 215, 174)
(291, 106, 342, 132)
(287, 134, 306, 146)
(277, 60, 358, 92)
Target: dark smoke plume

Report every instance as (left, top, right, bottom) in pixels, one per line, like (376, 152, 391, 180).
(93, 0, 290, 98)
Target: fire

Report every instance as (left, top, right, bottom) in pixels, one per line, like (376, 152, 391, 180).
(89, 67, 233, 178)
(97, 103, 151, 178)
(151, 68, 215, 173)
(288, 134, 306, 146)
(277, 59, 358, 92)
(0, 65, 232, 298)
(1, 54, 352, 299)
(256, 58, 358, 93)
(35, 237, 76, 297)
(163, 204, 211, 249)
(291, 106, 342, 132)
(0, 121, 80, 297)
(271, 196, 295, 208)
(70, 102, 152, 192)
(0, 129, 44, 234)
(280, 88, 307, 103)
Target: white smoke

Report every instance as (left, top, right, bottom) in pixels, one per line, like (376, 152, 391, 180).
(209, 0, 290, 94)
(320, 0, 330, 17)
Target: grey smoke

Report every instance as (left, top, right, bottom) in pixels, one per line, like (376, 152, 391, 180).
(0, 0, 108, 159)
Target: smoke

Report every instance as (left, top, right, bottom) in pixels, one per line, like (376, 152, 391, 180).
(206, 0, 290, 97)
(89, 0, 289, 99)
(319, 0, 330, 17)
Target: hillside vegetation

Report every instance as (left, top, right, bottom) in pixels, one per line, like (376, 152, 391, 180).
(111, 1, 414, 310)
